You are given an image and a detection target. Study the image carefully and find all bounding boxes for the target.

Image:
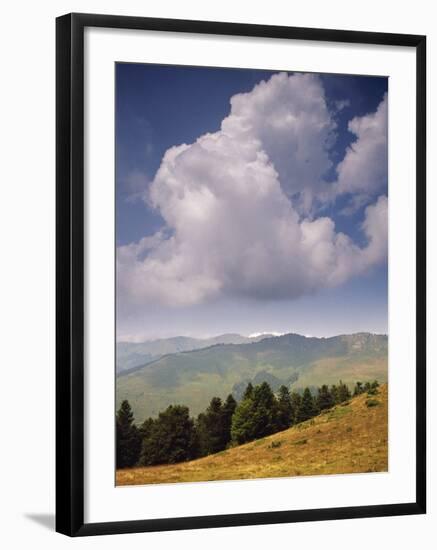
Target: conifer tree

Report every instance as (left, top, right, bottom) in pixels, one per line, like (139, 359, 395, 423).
(337, 380, 351, 403)
(330, 384, 339, 404)
(353, 381, 364, 396)
(222, 394, 237, 446)
(194, 412, 209, 457)
(290, 391, 302, 424)
(295, 387, 317, 423)
(277, 385, 293, 430)
(243, 382, 254, 400)
(231, 382, 278, 444)
(139, 417, 155, 439)
(251, 382, 279, 439)
(116, 400, 142, 468)
(195, 397, 225, 456)
(317, 384, 334, 411)
(231, 395, 256, 444)
(140, 405, 196, 465)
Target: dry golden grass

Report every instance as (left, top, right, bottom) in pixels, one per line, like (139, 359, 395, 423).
(116, 384, 388, 486)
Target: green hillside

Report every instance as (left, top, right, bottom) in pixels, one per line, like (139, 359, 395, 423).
(116, 332, 387, 422)
(117, 333, 274, 373)
(117, 384, 388, 485)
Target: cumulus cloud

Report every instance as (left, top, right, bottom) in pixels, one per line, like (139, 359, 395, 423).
(117, 73, 388, 309)
(335, 93, 388, 199)
(220, 73, 336, 213)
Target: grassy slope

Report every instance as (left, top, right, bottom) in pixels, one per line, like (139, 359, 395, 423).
(295, 356, 387, 389)
(117, 384, 388, 486)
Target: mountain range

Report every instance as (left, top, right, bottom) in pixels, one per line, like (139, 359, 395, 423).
(116, 332, 388, 422)
(116, 333, 275, 373)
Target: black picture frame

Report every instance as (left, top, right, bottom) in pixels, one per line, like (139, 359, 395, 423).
(56, 12, 426, 537)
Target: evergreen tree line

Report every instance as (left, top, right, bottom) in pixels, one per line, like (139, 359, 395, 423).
(116, 379, 380, 468)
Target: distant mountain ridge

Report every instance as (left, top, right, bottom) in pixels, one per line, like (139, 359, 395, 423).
(117, 333, 275, 373)
(116, 332, 388, 422)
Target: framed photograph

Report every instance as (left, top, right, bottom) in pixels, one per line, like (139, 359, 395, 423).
(56, 13, 426, 536)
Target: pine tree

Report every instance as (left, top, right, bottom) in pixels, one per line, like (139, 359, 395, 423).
(231, 396, 256, 444)
(139, 417, 155, 439)
(243, 382, 254, 400)
(290, 391, 302, 424)
(194, 412, 208, 457)
(222, 394, 237, 446)
(277, 385, 293, 430)
(206, 397, 225, 452)
(295, 387, 317, 423)
(116, 400, 142, 468)
(251, 382, 279, 439)
(317, 384, 334, 411)
(353, 381, 364, 396)
(195, 397, 225, 456)
(140, 405, 196, 465)
(330, 384, 339, 404)
(337, 380, 351, 403)
(231, 382, 279, 444)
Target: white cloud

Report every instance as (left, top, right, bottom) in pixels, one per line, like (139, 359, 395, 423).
(336, 93, 388, 197)
(117, 73, 388, 309)
(361, 194, 388, 265)
(221, 73, 336, 213)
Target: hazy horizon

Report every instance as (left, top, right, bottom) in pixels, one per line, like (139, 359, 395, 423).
(117, 328, 388, 344)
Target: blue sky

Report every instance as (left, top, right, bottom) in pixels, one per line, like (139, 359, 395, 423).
(116, 63, 388, 342)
